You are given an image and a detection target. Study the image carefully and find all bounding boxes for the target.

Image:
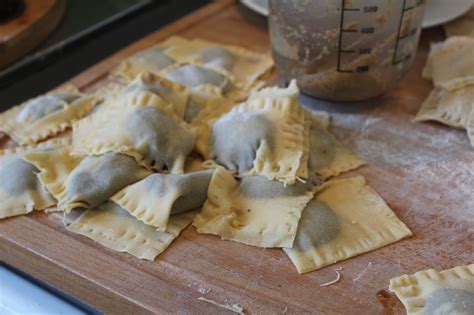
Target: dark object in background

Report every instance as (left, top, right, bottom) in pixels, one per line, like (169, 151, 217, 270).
(0, 0, 210, 110)
(0, 0, 24, 22)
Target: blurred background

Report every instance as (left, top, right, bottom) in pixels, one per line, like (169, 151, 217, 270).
(0, 0, 209, 109)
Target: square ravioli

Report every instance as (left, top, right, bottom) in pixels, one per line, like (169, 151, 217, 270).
(389, 264, 474, 315)
(68, 201, 196, 260)
(124, 72, 190, 119)
(72, 90, 196, 173)
(111, 36, 188, 80)
(193, 167, 316, 248)
(426, 36, 474, 89)
(416, 82, 474, 130)
(165, 38, 274, 90)
(162, 62, 255, 108)
(208, 80, 308, 185)
(0, 139, 68, 219)
(307, 113, 366, 178)
(111, 169, 214, 230)
(0, 85, 98, 145)
(283, 176, 412, 273)
(24, 146, 150, 212)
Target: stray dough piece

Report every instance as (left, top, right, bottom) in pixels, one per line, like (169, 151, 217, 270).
(415, 83, 474, 129)
(197, 297, 244, 314)
(68, 201, 196, 260)
(111, 36, 189, 80)
(24, 147, 150, 212)
(427, 36, 474, 89)
(284, 176, 412, 273)
(72, 90, 196, 173)
(389, 264, 474, 315)
(0, 86, 98, 145)
(209, 80, 308, 184)
(111, 170, 213, 230)
(165, 38, 274, 90)
(124, 72, 190, 119)
(193, 167, 316, 248)
(0, 139, 68, 219)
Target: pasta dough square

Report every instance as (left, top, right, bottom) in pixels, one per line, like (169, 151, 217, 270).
(426, 36, 474, 89)
(165, 38, 274, 90)
(0, 139, 68, 219)
(24, 147, 150, 212)
(111, 169, 213, 230)
(415, 83, 474, 129)
(0, 86, 99, 145)
(208, 80, 308, 184)
(68, 201, 196, 260)
(111, 36, 188, 80)
(389, 264, 474, 315)
(193, 167, 316, 248)
(71, 90, 196, 173)
(284, 176, 412, 273)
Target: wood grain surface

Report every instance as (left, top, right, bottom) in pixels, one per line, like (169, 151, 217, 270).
(1, 1, 473, 314)
(0, 0, 65, 69)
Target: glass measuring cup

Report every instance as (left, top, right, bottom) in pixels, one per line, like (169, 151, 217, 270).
(269, 0, 426, 101)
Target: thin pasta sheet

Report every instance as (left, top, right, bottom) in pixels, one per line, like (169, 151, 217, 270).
(415, 82, 474, 129)
(389, 264, 474, 315)
(0, 139, 68, 219)
(111, 36, 189, 80)
(111, 169, 213, 230)
(193, 167, 316, 248)
(24, 147, 150, 212)
(209, 80, 308, 184)
(0, 86, 98, 145)
(72, 90, 196, 173)
(124, 72, 190, 119)
(426, 36, 474, 89)
(68, 201, 196, 260)
(284, 176, 412, 273)
(165, 38, 274, 90)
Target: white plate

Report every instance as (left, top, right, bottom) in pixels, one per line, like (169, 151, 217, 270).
(240, 0, 268, 16)
(240, 0, 473, 29)
(423, 0, 473, 28)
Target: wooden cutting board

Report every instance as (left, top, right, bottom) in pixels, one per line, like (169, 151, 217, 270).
(0, 0, 65, 69)
(1, 1, 473, 313)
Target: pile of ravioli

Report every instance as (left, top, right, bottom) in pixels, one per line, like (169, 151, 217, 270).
(417, 35, 474, 147)
(0, 36, 413, 274)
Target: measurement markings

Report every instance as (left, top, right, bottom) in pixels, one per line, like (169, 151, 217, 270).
(337, 0, 357, 73)
(393, 0, 422, 65)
